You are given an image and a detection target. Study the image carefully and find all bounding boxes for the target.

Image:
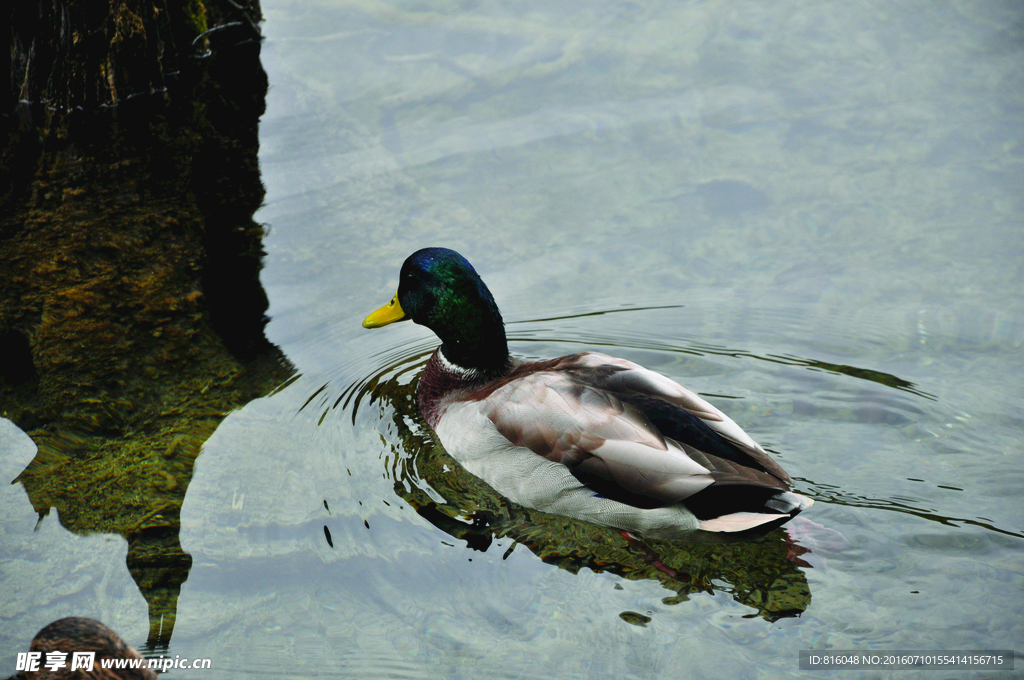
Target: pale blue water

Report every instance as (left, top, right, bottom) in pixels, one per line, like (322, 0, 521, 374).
(2, 0, 1022, 677)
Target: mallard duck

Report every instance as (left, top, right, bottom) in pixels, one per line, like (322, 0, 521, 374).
(363, 248, 811, 537)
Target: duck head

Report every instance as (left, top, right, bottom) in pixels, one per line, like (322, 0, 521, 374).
(363, 248, 510, 374)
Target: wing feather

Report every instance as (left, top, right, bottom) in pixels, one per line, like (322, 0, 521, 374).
(569, 352, 791, 480)
(572, 352, 726, 422)
(480, 372, 717, 504)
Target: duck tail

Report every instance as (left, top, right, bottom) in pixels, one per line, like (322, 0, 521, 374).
(698, 492, 813, 533)
(765, 491, 814, 514)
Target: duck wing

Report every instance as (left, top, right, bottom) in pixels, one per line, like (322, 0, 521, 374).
(475, 365, 792, 515)
(561, 352, 792, 482)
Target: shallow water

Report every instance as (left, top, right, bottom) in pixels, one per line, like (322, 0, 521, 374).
(3, 0, 1023, 677)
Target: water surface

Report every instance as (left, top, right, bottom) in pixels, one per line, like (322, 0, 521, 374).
(3, 0, 1023, 677)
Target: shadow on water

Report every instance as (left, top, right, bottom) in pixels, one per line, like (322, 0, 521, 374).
(1, 0, 294, 651)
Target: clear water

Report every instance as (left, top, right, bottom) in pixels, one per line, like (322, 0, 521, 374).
(3, 0, 1023, 677)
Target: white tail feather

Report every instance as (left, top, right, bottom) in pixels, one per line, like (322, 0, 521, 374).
(766, 491, 814, 514)
(699, 512, 787, 532)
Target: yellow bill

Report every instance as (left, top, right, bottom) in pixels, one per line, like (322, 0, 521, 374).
(362, 292, 406, 328)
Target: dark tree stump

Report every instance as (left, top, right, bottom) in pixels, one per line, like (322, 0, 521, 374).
(1, 0, 293, 650)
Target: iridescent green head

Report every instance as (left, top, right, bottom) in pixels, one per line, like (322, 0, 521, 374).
(363, 248, 510, 372)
